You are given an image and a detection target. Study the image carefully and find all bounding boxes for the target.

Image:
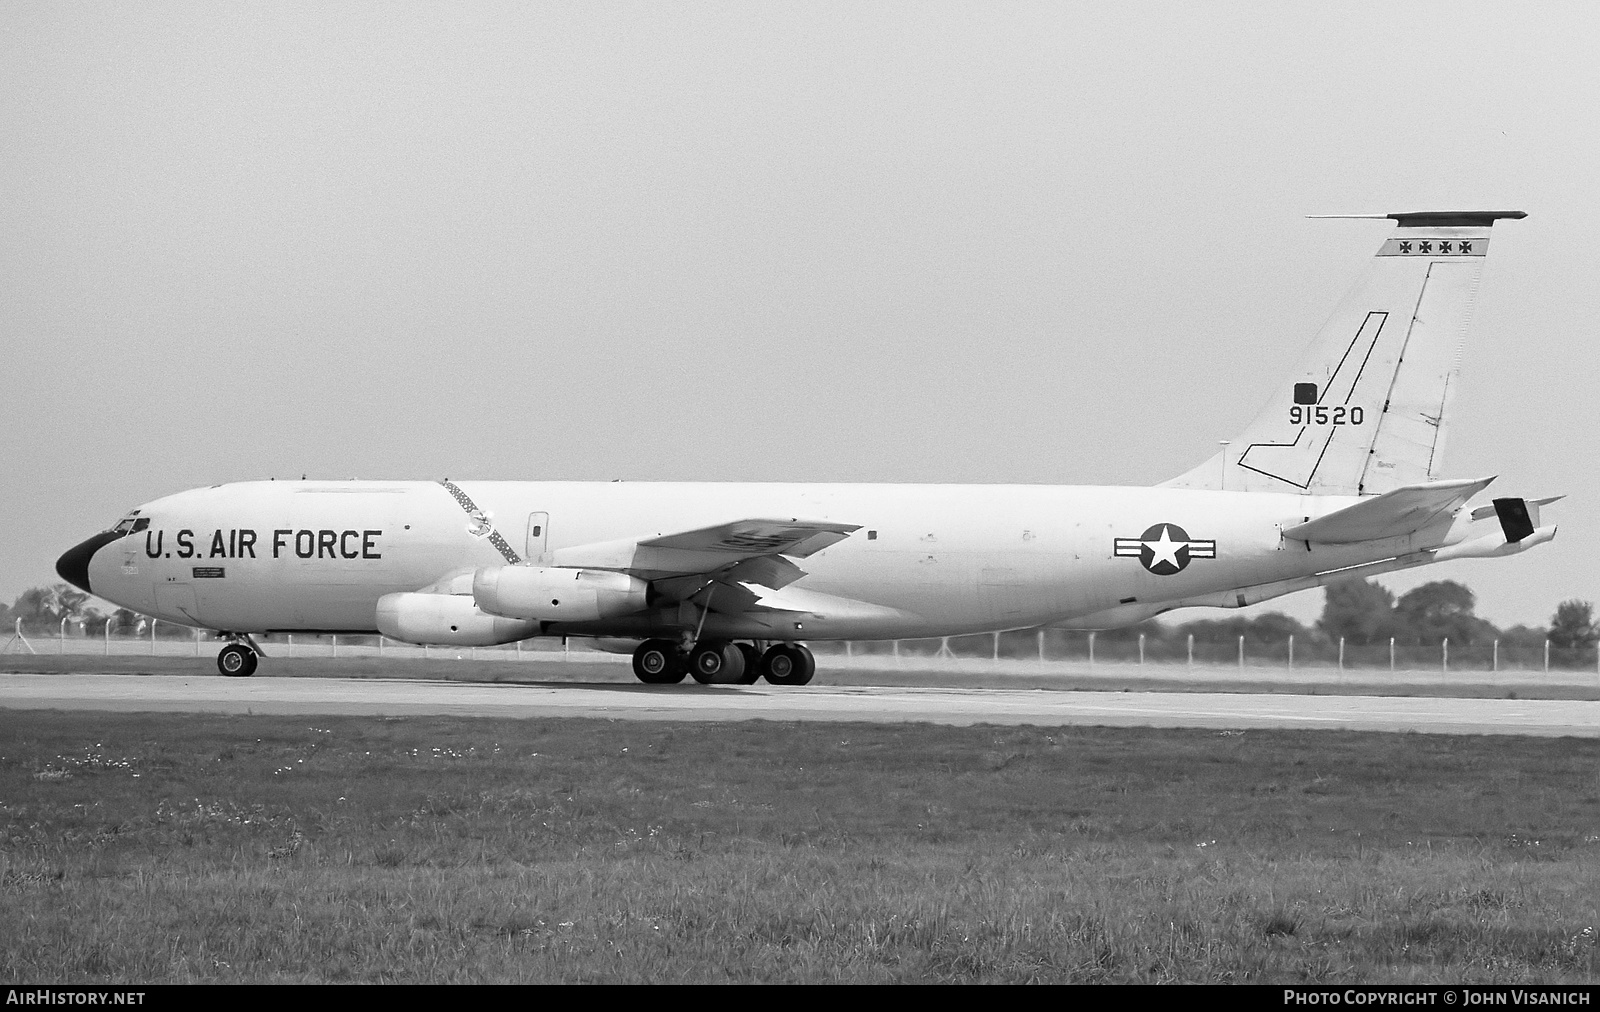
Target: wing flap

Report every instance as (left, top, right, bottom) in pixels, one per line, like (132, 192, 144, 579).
(1283, 476, 1493, 544)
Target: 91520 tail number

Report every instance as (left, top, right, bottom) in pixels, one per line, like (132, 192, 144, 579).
(1289, 405, 1364, 425)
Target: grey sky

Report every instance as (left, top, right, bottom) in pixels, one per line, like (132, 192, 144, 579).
(3, 2, 1596, 628)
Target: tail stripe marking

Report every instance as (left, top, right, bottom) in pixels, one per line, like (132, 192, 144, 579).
(1236, 311, 1389, 490)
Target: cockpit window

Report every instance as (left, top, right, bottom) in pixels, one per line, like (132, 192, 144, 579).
(111, 511, 145, 535)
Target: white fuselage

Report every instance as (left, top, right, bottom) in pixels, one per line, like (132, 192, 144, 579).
(77, 479, 1449, 640)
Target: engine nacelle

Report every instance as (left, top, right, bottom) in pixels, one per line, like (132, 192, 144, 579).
(376, 592, 540, 646)
(473, 566, 649, 623)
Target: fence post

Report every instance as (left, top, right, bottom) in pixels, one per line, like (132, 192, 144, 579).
(1442, 638, 1449, 673)
(105, 618, 112, 656)
(59, 617, 67, 655)
(150, 620, 157, 655)
(1038, 630, 1044, 664)
(1089, 631, 1095, 667)
(1288, 634, 1294, 669)
(194, 628, 201, 657)
(287, 632, 294, 657)
(1138, 632, 1145, 666)
(893, 640, 900, 667)
(332, 634, 338, 658)
(1238, 634, 1244, 670)
(1544, 639, 1550, 673)
(1338, 636, 1345, 672)
(381, 635, 386, 657)
(1390, 637, 1395, 673)
(1493, 639, 1499, 673)
(1187, 633, 1194, 667)
(6, 617, 37, 656)
(992, 631, 999, 663)
(846, 640, 853, 658)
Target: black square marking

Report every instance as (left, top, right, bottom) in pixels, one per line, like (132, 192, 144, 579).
(1293, 382, 1318, 405)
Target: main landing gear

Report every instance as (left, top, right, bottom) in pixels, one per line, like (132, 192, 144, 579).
(631, 639, 815, 686)
(217, 642, 258, 677)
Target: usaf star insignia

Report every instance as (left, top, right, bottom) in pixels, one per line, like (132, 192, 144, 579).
(1114, 523, 1217, 575)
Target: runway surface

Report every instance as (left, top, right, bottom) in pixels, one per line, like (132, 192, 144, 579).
(3, 672, 1599, 736)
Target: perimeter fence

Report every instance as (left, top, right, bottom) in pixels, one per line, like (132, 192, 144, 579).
(6, 616, 1597, 675)
(808, 628, 1599, 674)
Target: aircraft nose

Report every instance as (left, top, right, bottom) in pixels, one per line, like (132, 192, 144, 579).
(56, 531, 123, 595)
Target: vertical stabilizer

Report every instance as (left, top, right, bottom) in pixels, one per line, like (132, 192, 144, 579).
(1164, 211, 1524, 495)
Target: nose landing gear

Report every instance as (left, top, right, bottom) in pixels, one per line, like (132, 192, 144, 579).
(217, 643, 258, 677)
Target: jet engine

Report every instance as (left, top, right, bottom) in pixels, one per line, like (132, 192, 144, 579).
(376, 592, 540, 646)
(472, 566, 649, 623)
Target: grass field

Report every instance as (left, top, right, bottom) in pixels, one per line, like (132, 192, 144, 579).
(2, 712, 1598, 983)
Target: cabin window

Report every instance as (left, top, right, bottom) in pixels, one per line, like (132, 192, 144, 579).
(867, 530, 877, 540)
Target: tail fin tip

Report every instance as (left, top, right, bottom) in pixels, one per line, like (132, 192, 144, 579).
(1307, 210, 1527, 227)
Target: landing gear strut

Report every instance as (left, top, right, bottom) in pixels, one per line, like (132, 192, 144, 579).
(217, 643, 258, 677)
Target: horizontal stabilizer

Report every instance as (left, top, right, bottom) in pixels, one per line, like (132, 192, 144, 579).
(1470, 495, 1562, 525)
(1282, 476, 1493, 544)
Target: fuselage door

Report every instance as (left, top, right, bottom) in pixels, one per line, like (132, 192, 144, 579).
(526, 512, 550, 565)
(153, 582, 201, 626)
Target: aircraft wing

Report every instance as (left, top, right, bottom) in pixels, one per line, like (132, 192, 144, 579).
(553, 518, 862, 599)
(1282, 477, 1494, 544)
(638, 518, 859, 558)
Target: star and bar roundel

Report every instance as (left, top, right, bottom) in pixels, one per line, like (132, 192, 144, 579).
(1114, 523, 1217, 576)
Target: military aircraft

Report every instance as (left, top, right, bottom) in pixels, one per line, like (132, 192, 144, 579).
(57, 210, 1556, 684)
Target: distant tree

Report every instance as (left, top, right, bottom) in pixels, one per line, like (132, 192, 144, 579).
(1319, 578, 1394, 645)
(1176, 617, 1250, 643)
(9, 588, 53, 630)
(77, 606, 106, 636)
(1498, 624, 1549, 648)
(1173, 612, 1304, 645)
(1393, 580, 1495, 645)
(110, 608, 144, 632)
(1092, 618, 1166, 643)
(1247, 612, 1307, 643)
(1549, 600, 1598, 651)
(9, 584, 93, 632)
